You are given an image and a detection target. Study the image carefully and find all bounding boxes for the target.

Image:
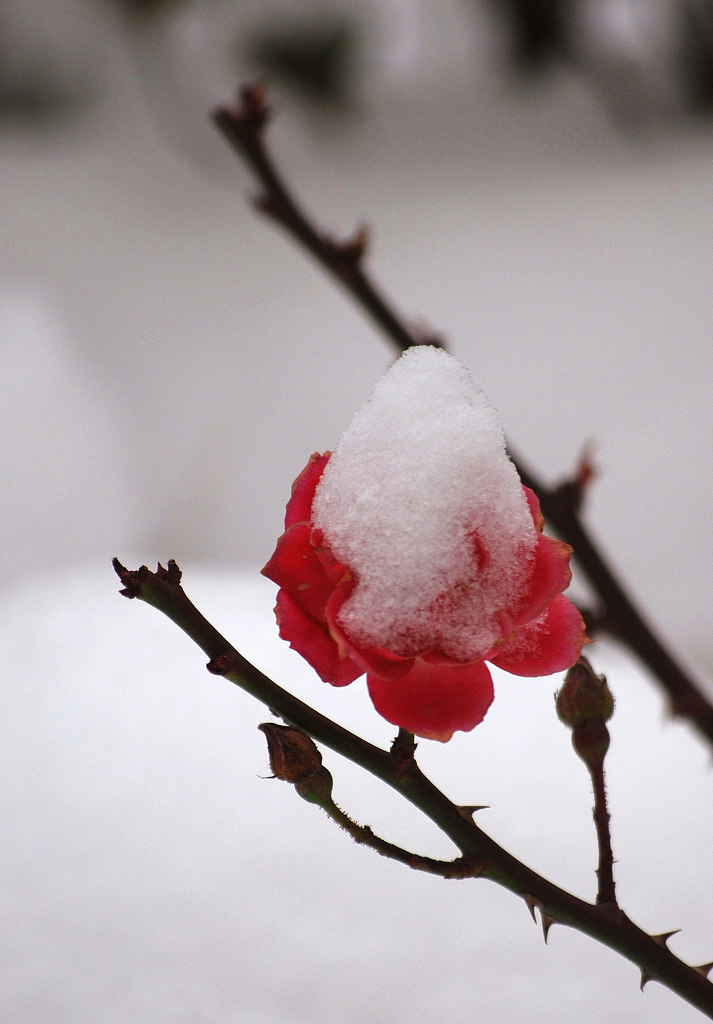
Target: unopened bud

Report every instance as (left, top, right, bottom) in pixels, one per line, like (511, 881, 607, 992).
(556, 657, 614, 728)
(556, 657, 614, 767)
(259, 723, 323, 782)
(259, 723, 334, 804)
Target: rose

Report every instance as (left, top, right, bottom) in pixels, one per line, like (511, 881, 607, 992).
(262, 451, 588, 742)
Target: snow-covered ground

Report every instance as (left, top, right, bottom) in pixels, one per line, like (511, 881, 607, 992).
(2, 568, 712, 1023)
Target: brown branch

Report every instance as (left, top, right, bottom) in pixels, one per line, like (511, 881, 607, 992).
(212, 83, 713, 753)
(591, 751, 616, 906)
(520, 452, 713, 748)
(212, 83, 440, 353)
(113, 557, 713, 1018)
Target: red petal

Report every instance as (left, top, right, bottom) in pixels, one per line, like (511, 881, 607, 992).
(366, 658, 494, 742)
(284, 452, 331, 528)
(513, 532, 574, 626)
(324, 593, 415, 681)
(523, 485, 545, 532)
(262, 523, 344, 622)
(274, 590, 363, 687)
(489, 594, 589, 677)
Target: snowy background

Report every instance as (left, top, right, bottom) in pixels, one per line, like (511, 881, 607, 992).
(2, 1, 713, 1021)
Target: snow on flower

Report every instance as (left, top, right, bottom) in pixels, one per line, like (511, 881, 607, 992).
(262, 346, 588, 741)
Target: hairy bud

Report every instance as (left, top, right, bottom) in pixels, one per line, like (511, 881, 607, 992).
(556, 657, 614, 728)
(556, 657, 614, 766)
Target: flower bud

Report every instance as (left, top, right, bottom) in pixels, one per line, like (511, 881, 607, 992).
(259, 723, 334, 805)
(259, 723, 323, 783)
(556, 657, 614, 728)
(556, 657, 614, 767)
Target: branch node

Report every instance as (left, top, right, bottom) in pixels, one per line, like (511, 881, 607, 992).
(390, 728, 417, 777)
(215, 81, 270, 131)
(207, 653, 234, 676)
(156, 559, 182, 586)
(112, 557, 153, 598)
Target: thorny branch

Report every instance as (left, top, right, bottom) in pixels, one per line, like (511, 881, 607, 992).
(212, 82, 713, 754)
(112, 558, 713, 1018)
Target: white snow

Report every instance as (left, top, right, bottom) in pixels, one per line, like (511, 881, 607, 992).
(311, 346, 537, 660)
(3, 566, 712, 1024)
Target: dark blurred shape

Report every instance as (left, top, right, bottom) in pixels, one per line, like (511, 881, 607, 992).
(2, 0, 713, 135)
(678, 0, 713, 111)
(242, 18, 362, 105)
(0, 66, 92, 126)
(482, 0, 713, 125)
(487, 0, 571, 68)
(0, 14, 97, 129)
(104, 0, 191, 21)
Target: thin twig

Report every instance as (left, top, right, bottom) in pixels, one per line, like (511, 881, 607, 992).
(557, 659, 618, 907)
(212, 84, 440, 352)
(590, 752, 616, 906)
(212, 83, 713, 752)
(113, 558, 713, 1018)
(320, 800, 484, 880)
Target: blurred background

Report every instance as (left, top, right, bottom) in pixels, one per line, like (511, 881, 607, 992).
(3, 0, 713, 662)
(2, 1, 713, 1021)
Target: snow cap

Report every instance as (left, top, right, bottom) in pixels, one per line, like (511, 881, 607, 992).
(311, 346, 537, 661)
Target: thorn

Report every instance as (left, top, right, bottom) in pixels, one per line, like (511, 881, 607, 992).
(457, 805, 489, 820)
(693, 962, 713, 978)
(552, 442, 598, 514)
(540, 913, 557, 943)
(521, 893, 543, 923)
(334, 224, 369, 263)
(253, 191, 280, 220)
(651, 930, 681, 948)
(640, 970, 652, 990)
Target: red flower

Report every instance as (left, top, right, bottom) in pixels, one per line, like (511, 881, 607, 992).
(262, 451, 588, 742)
